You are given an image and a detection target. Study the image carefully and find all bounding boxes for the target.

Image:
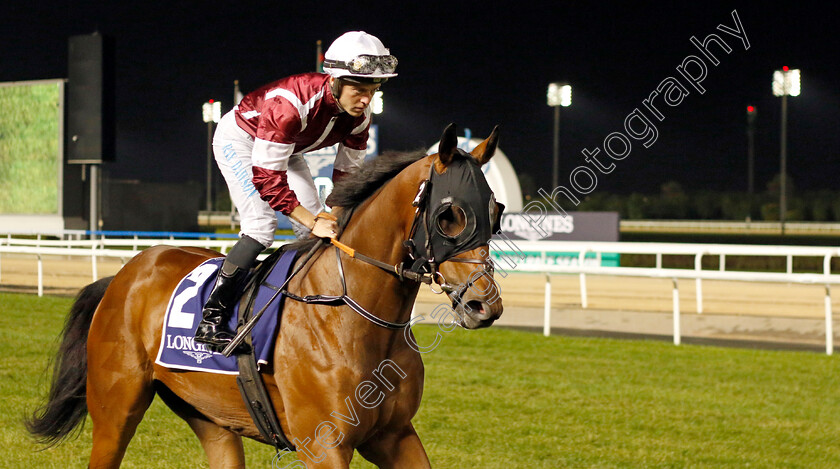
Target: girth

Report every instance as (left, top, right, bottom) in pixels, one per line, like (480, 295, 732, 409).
(230, 248, 296, 453)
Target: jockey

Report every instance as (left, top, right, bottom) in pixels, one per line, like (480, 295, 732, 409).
(195, 31, 398, 352)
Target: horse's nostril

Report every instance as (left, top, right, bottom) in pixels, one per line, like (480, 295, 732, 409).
(465, 300, 485, 316)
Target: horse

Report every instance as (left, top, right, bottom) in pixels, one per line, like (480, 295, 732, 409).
(26, 123, 505, 468)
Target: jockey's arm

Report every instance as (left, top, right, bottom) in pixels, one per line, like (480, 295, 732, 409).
(250, 168, 337, 239)
(250, 143, 337, 238)
(288, 205, 315, 230)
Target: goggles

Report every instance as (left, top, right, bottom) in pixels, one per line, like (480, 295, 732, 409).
(323, 54, 398, 75)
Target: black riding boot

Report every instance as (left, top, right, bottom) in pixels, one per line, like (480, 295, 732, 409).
(194, 264, 250, 353)
(194, 235, 265, 353)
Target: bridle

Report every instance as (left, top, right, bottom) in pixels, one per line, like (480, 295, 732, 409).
(401, 160, 497, 296)
(284, 156, 499, 330)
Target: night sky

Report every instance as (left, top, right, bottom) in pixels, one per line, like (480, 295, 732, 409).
(2, 1, 838, 197)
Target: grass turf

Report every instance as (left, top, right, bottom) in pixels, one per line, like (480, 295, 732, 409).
(3, 291, 838, 468)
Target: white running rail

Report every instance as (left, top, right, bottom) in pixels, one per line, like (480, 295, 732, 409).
(2, 237, 838, 354)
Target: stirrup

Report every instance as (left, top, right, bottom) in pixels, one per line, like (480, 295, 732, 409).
(195, 321, 250, 354)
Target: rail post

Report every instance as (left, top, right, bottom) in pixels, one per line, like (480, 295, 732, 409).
(91, 247, 99, 282)
(825, 254, 834, 355)
(544, 273, 552, 337)
(695, 253, 704, 314)
(579, 250, 588, 308)
(37, 254, 43, 297)
(672, 278, 681, 345)
(825, 285, 833, 356)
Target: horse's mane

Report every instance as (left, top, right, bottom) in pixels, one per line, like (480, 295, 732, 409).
(283, 148, 428, 253)
(327, 148, 429, 210)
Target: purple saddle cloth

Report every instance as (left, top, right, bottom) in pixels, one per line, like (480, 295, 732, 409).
(154, 250, 296, 374)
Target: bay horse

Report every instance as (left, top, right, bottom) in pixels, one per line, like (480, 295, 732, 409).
(27, 124, 505, 468)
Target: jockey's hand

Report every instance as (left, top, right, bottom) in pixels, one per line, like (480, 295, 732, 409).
(311, 212, 338, 239)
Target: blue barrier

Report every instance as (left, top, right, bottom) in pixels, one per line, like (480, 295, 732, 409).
(86, 230, 296, 241)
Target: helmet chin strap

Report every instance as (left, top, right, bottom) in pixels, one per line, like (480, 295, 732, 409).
(329, 78, 347, 113)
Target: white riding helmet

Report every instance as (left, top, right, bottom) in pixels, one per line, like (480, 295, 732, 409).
(323, 31, 398, 83)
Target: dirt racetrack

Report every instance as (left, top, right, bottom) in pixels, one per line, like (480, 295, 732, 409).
(2, 252, 837, 350)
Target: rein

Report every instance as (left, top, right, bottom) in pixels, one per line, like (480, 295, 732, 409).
(282, 241, 491, 331)
(330, 238, 434, 285)
(282, 246, 411, 330)
(225, 158, 496, 351)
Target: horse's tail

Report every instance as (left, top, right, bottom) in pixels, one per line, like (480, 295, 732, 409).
(25, 275, 114, 447)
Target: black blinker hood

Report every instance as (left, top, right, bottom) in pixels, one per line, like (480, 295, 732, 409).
(410, 151, 496, 265)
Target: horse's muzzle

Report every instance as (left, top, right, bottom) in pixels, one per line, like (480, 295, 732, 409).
(447, 279, 504, 329)
(457, 298, 503, 329)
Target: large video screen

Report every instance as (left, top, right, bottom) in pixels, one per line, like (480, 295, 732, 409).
(0, 80, 63, 215)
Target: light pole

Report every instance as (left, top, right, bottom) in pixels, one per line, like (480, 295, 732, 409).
(772, 67, 800, 235)
(547, 82, 571, 189)
(202, 99, 222, 212)
(746, 105, 756, 221)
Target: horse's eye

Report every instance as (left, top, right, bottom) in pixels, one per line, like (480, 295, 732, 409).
(436, 205, 467, 238)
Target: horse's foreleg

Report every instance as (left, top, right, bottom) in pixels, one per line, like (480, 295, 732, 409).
(184, 416, 246, 469)
(357, 423, 431, 469)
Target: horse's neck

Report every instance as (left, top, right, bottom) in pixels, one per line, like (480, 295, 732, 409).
(330, 160, 427, 328)
(344, 159, 426, 266)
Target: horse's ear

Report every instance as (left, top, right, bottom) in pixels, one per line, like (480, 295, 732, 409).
(437, 123, 459, 167)
(470, 125, 500, 166)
